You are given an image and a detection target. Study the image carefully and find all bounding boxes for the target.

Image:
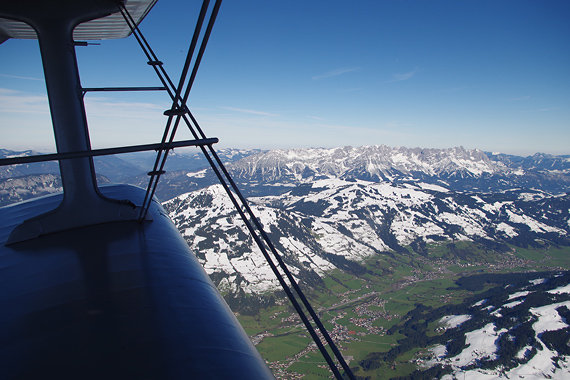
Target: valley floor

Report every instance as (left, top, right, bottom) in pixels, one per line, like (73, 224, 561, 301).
(235, 243, 570, 379)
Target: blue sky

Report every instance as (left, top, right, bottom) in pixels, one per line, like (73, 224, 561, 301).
(0, 0, 569, 155)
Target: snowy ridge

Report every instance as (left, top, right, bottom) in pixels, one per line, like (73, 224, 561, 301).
(164, 176, 570, 294)
(230, 145, 506, 182)
(2, 145, 569, 205)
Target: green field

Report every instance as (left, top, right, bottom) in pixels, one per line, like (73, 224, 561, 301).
(236, 242, 570, 379)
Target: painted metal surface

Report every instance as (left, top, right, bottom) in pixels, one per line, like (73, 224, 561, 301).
(1, 0, 147, 243)
(0, 0, 157, 41)
(0, 185, 274, 379)
(0, 2, 274, 378)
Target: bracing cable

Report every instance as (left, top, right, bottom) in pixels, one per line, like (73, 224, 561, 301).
(139, 0, 221, 221)
(120, 2, 354, 378)
(119, 0, 211, 220)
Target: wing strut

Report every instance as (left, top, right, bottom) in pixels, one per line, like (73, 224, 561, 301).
(120, 1, 355, 378)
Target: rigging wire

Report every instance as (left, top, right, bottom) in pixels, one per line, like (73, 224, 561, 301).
(139, 0, 221, 221)
(119, 0, 211, 220)
(119, 2, 354, 378)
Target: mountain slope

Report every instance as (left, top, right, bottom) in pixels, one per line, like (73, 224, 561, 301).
(358, 271, 570, 379)
(2, 145, 569, 204)
(179, 146, 570, 196)
(164, 177, 570, 294)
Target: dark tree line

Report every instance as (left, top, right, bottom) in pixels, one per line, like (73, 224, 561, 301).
(357, 271, 570, 376)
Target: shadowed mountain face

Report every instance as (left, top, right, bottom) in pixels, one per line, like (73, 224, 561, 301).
(0, 148, 261, 205)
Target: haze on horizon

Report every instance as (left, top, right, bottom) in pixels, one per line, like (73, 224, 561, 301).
(0, 0, 568, 156)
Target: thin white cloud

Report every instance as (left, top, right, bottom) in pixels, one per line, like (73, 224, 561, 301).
(220, 106, 279, 117)
(312, 67, 360, 80)
(0, 88, 18, 95)
(0, 88, 49, 114)
(0, 73, 43, 81)
(84, 96, 167, 119)
(388, 67, 419, 83)
(0, 89, 169, 120)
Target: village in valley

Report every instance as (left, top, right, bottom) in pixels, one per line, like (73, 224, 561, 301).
(239, 243, 570, 379)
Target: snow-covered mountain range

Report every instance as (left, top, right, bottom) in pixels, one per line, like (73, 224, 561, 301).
(159, 146, 570, 295)
(151, 146, 570, 203)
(164, 176, 569, 294)
(2, 145, 569, 294)
(232, 146, 502, 180)
(3, 145, 569, 203)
